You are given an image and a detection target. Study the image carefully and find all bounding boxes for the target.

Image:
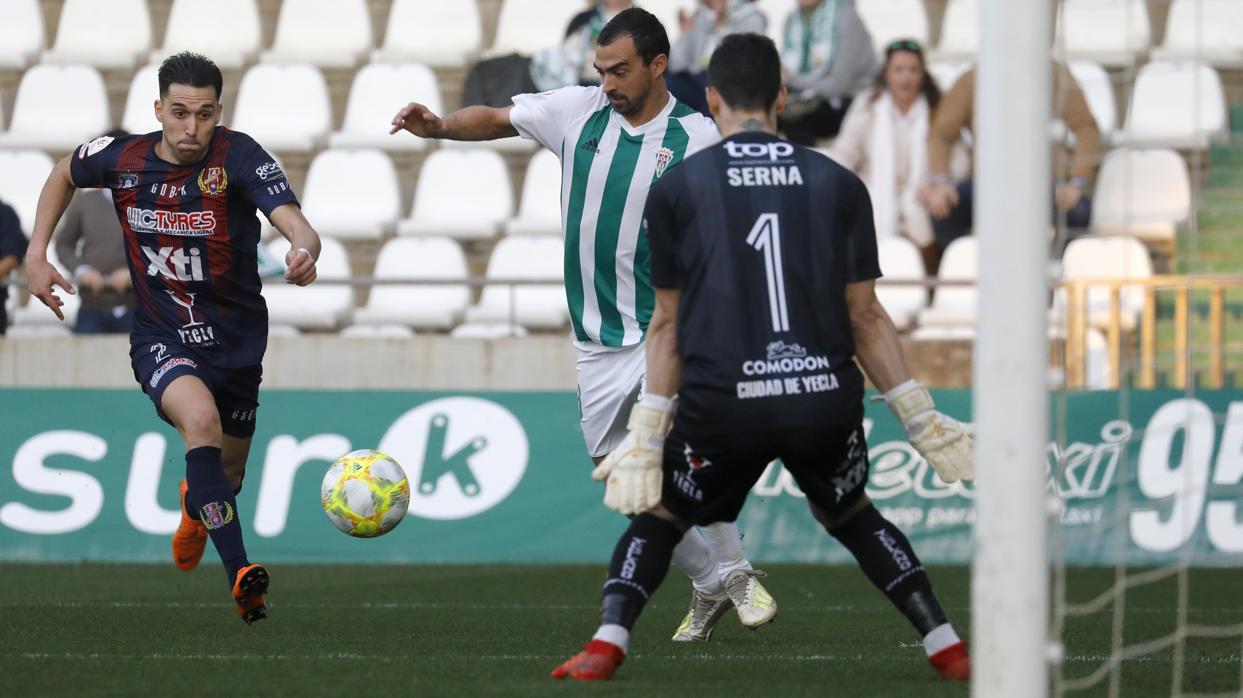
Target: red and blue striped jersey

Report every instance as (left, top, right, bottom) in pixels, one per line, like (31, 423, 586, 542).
(70, 128, 299, 367)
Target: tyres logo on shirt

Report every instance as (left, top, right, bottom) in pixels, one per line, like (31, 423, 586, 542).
(197, 167, 228, 196)
(378, 397, 529, 520)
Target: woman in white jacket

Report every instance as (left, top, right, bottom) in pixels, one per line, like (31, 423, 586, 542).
(830, 39, 959, 272)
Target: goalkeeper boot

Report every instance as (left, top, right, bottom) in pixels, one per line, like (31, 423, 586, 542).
(723, 569, 778, 629)
(929, 640, 971, 680)
(551, 640, 625, 681)
(671, 588, 733, 641)
(232, 563, 270, 625)
(172, 479, 208, 572)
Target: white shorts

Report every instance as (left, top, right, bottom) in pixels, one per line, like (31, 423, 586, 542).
(576, 341, 646, 458)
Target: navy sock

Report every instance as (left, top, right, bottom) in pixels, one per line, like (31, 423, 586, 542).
(828, 504, 948, 636)
(185, 446, 249, 584)
(600, 513, 685, 630)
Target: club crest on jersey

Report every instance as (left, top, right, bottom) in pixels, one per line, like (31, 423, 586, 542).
(654, 147, 674, 179)
(197, 167, 228, 196)
(116, 172, 140, 190)
(199, 500, 234, 530)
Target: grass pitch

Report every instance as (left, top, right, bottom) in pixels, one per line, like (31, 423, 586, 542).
(0, 564, 1238, 696)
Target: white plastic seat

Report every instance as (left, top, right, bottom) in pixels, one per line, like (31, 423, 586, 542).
(450, 323, 530, 339)
(263, 236, 353, 329)
(267, 323, 303, 337)
(489, 0, 586, 57)
(329, 63, 442, 151)
(261, 0, 372, 68)
(154, 0, 261, 69)
(505, 149, 562, 236)
(352, 237, 470, 329)
(933, 0, 978, 60)
(341, 323, 417, 338)
(0, 0, 44, 69)
(875, 238, 927, 330)
(1067, 61, 1117, 138)
(300, 149, 401, 241)
(1116, 61, 1226, 149)
(373, 0, 482, 67)
(1090, 149, 1190, 243)
(915, 236, 976, 328)
(121, 65, 161, 135)
(398, 149, 513, 240)
(0, 150, 55, 234)
(1053, 235, 1152, 332)
(1054, 0, 1150, 67)
(231, 63, 332, 152)
(42, 0, 151, 69)
(926, 61, 971, 91)
(0, 65, 108, 151)
(441, 134, 537, 153)
(858, 0, 929, 55)
(5, 324, 74, 339)
(1152, 0, 1243, 67)
(463, 236, 567, 329)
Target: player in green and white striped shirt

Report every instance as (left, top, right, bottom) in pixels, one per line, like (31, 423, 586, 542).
(390, 8, 778, 642)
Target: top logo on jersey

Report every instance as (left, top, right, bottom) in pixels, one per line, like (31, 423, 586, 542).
(724, 140, 795, 163)
(654, 147, 674, 179)
(197, 167, 228, 196)
(77, 136, 114, 160)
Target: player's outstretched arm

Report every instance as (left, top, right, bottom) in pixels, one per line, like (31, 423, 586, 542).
(24, 155, 79, 320)
(388, 102, 519, 142)
(269, 203, 321, 287)
(847, 280, 974, 483)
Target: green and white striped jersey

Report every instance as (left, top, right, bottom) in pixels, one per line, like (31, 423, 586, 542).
(510, 86, 719, 348)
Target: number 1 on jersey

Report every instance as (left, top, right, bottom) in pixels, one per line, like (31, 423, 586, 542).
(746, 213, 790, 333)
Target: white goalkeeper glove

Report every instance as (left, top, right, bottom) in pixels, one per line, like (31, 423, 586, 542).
(885, 380, 975, 484)
(590, 397, 672, 515)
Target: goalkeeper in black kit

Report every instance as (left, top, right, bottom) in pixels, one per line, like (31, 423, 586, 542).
(553, 33, 976, 682)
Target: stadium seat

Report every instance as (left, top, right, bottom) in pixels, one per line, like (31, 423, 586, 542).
(505, 149, 562, 236)
(875, 237, 927, 330)
(267, 324, 303, 337)
(857, 0, 929, 55)
(341, 323, 417, 338)
(261, 0, 372, 68)
(1066, 61, 1117, 139)
(11, 247, 78, 326)
(0, 150, 55, 235)
(0, 0, 44, 69)
(0, 64, 109, 151)
(933, 0, 978, 61)
(915, 236, 976, 329)
(1053, 235, 1152, 332)
(373, 0, 482, 67)
(1090, 148, 1190, 243)
(450, 322, 530, 339)
(352, 237, 471, 329)
(462, 236, 567, 329)
(263, 236, 353, 329)
(440, 134, 537, 153)
(1116, 61, 1227, 149)
(41, 0, 152, 69)
(926, 61, 971, 92)
(398, 149, 513, 240)
(300, 149, 401, 241)
(5, 324, 74, 339)
(489, 0, 586, 57)
(755, 0, 794, 45)
(1152, 0, 1243, 67)
(154, 0, 262, 69)
(231, 63, 332, 152)
(329, 63, 443, 151)
(121, 65, 161, 135)
(1054, 0, 1150, 67)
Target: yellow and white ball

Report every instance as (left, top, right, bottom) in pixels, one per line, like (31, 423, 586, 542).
(321, 449, 411, 538)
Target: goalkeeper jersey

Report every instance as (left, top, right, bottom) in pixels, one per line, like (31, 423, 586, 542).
(510, 86, 719, 348)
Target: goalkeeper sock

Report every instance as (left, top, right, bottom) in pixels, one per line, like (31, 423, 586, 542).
(600, 513, 685, 631)
(670, 528, 721, 594)
(185, 446, 250, 584)
(827, 504, 949, 637)
(697, 521, 753, 578)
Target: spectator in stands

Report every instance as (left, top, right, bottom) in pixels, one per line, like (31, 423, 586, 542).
(777, 0, 877, 145)
(530, 0, 635, 92)
(666, 0, 767, 115)
(0, 198, 28, 336)
(921, 63, 1101, 267)
(54, 132, 135, 334)
(830, 39, 966, 273)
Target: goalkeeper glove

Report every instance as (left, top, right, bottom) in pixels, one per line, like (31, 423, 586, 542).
(591, 397, 672, 515)
(885, 380, 975, 484)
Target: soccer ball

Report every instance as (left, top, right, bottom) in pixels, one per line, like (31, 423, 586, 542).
(321, 449, 411, 538)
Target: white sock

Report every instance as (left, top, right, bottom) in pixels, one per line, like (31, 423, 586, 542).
(923, 623, 961, 656)
(697, 521, 752, 577)
(593, 624, 630, 654)
(670, 528, 721, 594)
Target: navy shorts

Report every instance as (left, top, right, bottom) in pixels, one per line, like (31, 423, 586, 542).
(131, 340, 262, 438)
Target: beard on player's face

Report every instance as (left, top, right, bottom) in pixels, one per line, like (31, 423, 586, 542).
(607, 75, 652, 118)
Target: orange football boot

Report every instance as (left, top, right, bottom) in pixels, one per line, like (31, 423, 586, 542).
(172, 479, 208, 571)
(551, 640, 625, 681)
(232, 563, 270, 625)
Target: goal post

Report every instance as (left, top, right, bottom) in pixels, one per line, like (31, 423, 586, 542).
(971, 0, 1053, 696)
